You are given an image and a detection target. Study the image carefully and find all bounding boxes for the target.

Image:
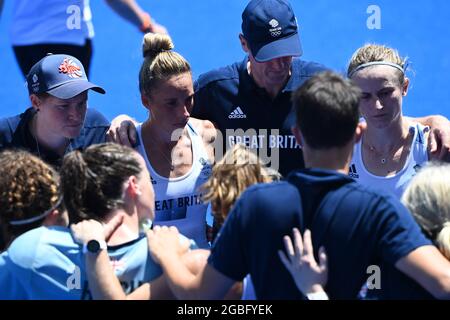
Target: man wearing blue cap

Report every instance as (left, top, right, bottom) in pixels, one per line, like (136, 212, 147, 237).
(193, 0, 325, 176)
(0, 53, 109, 168)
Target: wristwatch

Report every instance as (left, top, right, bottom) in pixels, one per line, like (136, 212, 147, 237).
(82, 239, 107, 254)
(140, 12, 154, 33)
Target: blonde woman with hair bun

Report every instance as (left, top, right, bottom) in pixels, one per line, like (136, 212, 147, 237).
(402, 162, 450, 260)
(135, 33, 216, 248)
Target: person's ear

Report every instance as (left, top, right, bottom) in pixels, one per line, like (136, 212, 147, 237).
(140, 94, 151, 111)
(30, 94, 41, 111)
(125, 175, 142, 198)
(402, 77, 410, 96)
(354, 122, 367, 144)
(239, 34, 250, 53)
(291, 126, 304, 147)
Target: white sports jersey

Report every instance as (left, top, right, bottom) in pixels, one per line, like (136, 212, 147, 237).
(349, 123, 429, 199)
(10, 0, 94, 46)
(136, 122, 212, 248)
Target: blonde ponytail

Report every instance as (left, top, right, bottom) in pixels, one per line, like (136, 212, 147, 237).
(437, 222, 450, 260)
(139, 33, 191, 97)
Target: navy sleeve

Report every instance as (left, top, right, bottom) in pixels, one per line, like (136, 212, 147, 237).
(192, 79, 210, 120)
(207, 197, 248, 281)
(79, 108, 110, 146)
(0, 115, 19, 149)
(192, 63, 238, 121)
(375, 195, 431, 265)
(0, 118, 9, 148)
(85, 108, 110, 127)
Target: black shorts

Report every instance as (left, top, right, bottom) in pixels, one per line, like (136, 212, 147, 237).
(13, 39, 93, 77)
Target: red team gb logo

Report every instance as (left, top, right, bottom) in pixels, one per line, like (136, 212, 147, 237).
(58, 58, 82, 78)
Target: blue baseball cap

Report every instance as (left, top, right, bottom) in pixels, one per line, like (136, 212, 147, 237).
(26, 54, 105, 99)
(242, 0, 302, 62)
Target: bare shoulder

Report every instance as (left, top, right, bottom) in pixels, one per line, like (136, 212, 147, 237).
(189, 118, 217, 163)
(189, 117, 216, 131)
(189, 118, 217, 142)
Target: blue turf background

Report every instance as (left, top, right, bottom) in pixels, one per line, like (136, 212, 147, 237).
(1, 0, 449, 121)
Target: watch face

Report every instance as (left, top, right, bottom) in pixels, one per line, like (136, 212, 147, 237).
(87, 240, 100, 253)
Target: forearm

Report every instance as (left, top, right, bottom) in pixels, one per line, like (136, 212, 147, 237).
(407, 115, 449, 127)
(159, 254, 205, 299)
(0, 0, 4, 18)
(407, 114, 450, 161)
(105, 0, 147, 28)
(85, 251, 128, 300)
(396, 246, 450, 299)
(86, 251, 172, 300)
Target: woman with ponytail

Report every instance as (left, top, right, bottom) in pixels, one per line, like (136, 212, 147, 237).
(134, 33, 216, 248)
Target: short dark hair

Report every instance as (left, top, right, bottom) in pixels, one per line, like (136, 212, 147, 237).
(60, 143, 142, 224)
(292, 71, 361, 149)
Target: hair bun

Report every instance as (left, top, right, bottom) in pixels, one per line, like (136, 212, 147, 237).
(142, 33, 174, 58)
(437, 222, 450, 260)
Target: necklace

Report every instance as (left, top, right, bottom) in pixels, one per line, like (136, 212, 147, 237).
(364, 130, 412, 165)
(368, 145, 387, 164)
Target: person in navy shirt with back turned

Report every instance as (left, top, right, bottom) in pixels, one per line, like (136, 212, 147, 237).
(0, 53, 110, 169)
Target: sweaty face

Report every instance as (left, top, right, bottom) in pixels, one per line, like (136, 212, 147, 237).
(146, 73, 194, 132)
(248, 52, 293, 92)
(37, 92, 88, 139)
(351, 65, 407, 129)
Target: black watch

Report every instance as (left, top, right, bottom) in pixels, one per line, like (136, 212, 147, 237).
(83, 239, 107, 254)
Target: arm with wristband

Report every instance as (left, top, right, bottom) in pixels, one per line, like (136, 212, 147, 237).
(104, 0, 168, 34)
